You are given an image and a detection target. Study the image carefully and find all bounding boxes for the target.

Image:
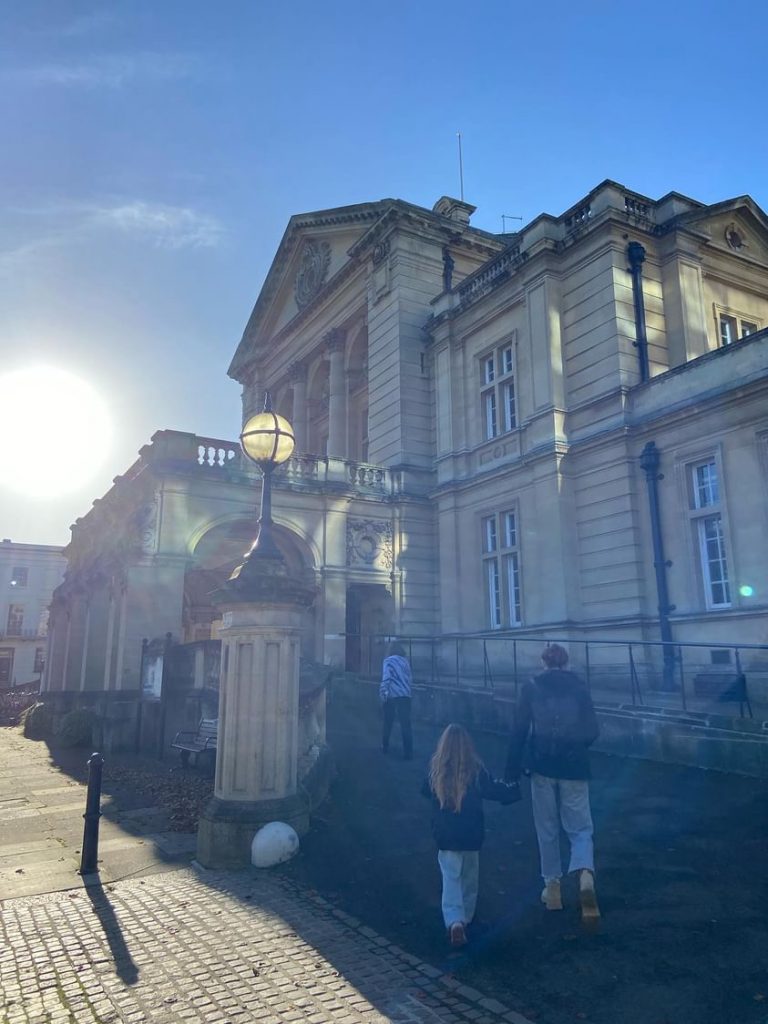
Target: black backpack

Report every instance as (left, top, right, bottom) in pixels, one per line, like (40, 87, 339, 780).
(530, 677, 584, 756)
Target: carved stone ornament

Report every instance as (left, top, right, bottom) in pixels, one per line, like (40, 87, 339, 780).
(347, 519, 393, 570)
(295, 240, 332, 309)
(136, 498, 158, 555)
(724, 222, 746, 251)
(372, 239, 390, 266)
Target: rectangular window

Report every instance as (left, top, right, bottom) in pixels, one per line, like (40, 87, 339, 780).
(486, 561, 501, 628)
(481, 509, 522, 627)
(504, 552, 522, 625)
(482, 516, 497, 553)
(716, 308, 762, 347)
(693, 462, 719, 508)
(503, 383, 516, 432)
(697, 516, 731, 607)
(483, 391, 498, 440)
(719, 314, 736, 347)
(33, 648, 45, 674)
(0, 648, 13, 685)
(11, 567, 28, 588)
(479, 343, 516, 442)
(688, 459, 731, 609)
(6, 605, 24, 636)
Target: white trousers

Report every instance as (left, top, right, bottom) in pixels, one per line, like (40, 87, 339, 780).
(530, 774, 594, 882)
(437, 850, 480, 928)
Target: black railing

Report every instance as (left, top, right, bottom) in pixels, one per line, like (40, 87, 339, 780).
(349, 633, 768, 718)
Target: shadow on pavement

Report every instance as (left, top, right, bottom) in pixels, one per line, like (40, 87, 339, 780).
(84, 879, 140, 985)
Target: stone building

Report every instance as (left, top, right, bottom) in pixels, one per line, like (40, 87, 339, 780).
(43, 181, 768, 706)
(0, 539, 65, 686)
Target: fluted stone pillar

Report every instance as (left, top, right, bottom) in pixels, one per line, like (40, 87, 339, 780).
(325, 328, 347, 458)
(197, 559, 316, 869)
(241, 363, 264, 424)
(289, 362, 308, 453)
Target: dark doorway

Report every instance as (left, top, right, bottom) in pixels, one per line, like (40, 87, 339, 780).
(345, 584, 393, 677)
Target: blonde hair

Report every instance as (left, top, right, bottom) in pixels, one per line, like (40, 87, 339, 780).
(428, 724, 482, 812)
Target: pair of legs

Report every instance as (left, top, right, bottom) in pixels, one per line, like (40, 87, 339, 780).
(530, 773, 599, 917)
(438, 850, 479, 944)
(381, 696, 413, 758)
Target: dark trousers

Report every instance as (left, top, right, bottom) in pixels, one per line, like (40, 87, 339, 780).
(382, 696, 413, 757)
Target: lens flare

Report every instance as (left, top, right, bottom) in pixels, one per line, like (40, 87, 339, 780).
(738, 585, 754, 597)
(0, 366, 112, 497)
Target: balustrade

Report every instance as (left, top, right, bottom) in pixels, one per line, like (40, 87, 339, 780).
(347, 462, 387, 491)
(279, 454, 320, 484)
(196, 439, 241, 469)
(624, 195, 651, 219)
(185, 433, 390, 495)
(458, 247, 521, 306)
(565, 203, 591, 230)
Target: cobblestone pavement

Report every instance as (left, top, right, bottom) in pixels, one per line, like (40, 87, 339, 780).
(1, 866, 534, 1024)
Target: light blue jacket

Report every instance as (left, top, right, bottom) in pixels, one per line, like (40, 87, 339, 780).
(380, 655, 412, 702)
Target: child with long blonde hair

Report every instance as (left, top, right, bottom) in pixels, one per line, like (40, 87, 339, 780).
(422, 723, 520, 946)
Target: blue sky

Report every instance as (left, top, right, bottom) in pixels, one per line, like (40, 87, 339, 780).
(1, 0, 767, 545)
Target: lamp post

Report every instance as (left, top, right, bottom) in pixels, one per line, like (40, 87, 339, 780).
(230, 393, 295, 578)
(197, 391, 315, 869)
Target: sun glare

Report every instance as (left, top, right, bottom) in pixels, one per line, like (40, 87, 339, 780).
(0, 366, 112, 497)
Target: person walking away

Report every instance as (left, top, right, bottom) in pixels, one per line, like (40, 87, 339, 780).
(423, 723, 520, 946)
(380, 642, 413, 759)
(505, 643, 600, 920)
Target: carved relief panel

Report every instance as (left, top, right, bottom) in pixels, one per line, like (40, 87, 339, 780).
(346, 518, 393, 570)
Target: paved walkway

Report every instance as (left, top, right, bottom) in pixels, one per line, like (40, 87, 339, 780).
(0, 728, 196, 898)
(0, 727, 532, 1024)
(3, 700, 768, 1024)
(1, 865, 534, 1024)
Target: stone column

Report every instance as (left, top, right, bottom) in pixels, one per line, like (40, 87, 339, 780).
(113, 585, 128, 690)
(197, 557, 316, 869)
(241, 362, 264, 424)
(325, 328, 347, 458)
(289, 362, 308, 453)
(79, 602, 91, 691)
(102, 587, 116, 689)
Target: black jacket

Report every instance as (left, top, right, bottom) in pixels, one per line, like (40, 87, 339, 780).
(505, 669, 599, 781)
(422, 769, 519, 851)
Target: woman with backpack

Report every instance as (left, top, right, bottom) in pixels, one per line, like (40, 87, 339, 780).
(505, 643, 601, 919)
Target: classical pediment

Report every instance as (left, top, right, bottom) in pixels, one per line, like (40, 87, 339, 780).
(229, 201, 393, 378)
(667, 197, 768, 264)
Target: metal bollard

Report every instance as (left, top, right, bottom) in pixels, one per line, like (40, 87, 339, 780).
(79, 752, 104, 875)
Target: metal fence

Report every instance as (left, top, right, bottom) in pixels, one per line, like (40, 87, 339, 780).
(353, 633, 768, 718)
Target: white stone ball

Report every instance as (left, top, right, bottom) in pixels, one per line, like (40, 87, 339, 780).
(251, 821, 300, 868)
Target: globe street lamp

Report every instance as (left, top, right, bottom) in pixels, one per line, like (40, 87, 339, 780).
(232, 393, 295, 576)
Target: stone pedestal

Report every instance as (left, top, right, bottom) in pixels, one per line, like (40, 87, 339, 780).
(197, 559, 315, 869)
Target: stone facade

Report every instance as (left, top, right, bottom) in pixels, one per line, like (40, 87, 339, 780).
(44, 183, 768, 700)
(0, 539, 65, 687)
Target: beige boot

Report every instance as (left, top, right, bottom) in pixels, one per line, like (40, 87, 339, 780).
(540, 878, 563, 911)
(579, 869, 600, 920)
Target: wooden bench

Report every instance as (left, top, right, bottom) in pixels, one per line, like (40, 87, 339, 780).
(171, 718, 218, 770)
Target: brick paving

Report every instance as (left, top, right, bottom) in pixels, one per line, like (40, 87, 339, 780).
(1, 866, 534, 1024)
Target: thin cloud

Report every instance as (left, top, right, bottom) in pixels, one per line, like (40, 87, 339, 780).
(0, 200, 224, 275)
(9, 52, 200, 89)
(92, 202, 224, 249)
